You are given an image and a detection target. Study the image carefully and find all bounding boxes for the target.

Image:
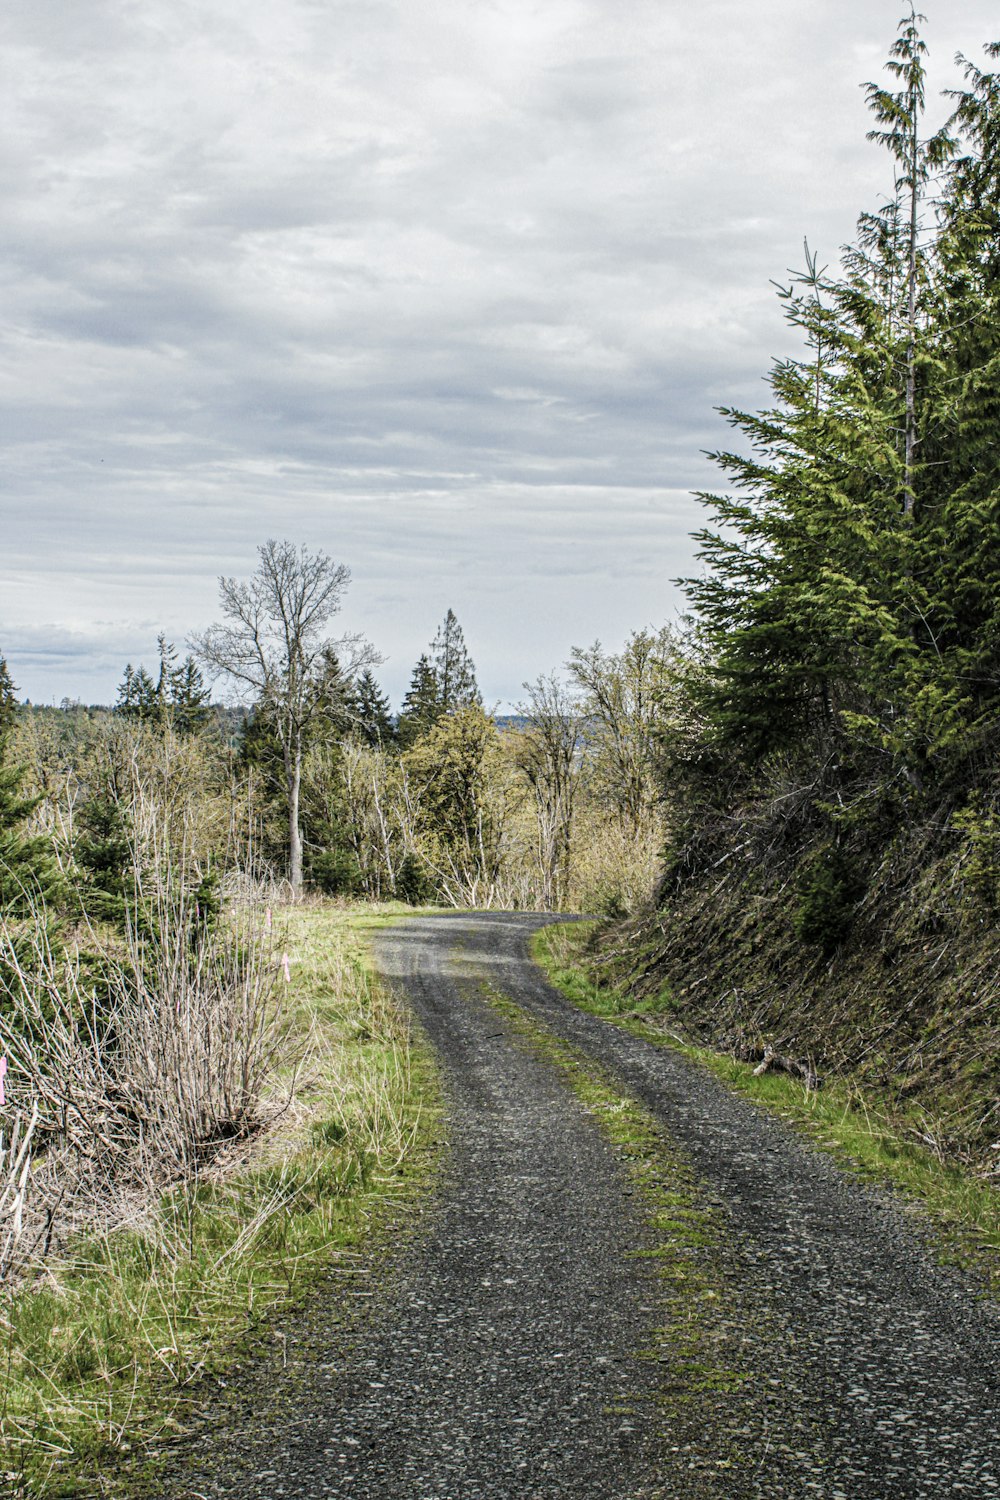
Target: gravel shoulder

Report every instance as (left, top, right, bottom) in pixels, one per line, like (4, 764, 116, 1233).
(169, 911, 1000, 1500)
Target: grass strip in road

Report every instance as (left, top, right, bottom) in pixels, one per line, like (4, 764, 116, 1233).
(473, 976, 755, 1485)
(0, 902, 441, 1500)
(532, 921, 1000, 1293)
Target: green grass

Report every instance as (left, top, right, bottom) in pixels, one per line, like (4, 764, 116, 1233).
(0, 901, 441, 1499)
(532, 921, 1000, 1291)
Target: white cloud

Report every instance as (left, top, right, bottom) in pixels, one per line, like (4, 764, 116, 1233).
(2, 0, 998, 705)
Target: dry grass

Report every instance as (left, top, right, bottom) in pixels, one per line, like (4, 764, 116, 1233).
(0, 900, 437, 1499)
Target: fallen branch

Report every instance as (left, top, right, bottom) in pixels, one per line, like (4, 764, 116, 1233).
(741, 1042, 820, 1091)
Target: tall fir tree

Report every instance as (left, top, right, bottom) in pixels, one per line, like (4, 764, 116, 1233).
(431, 608, 481, 714)
(155, 632, 179, 720)
(115, 663, 157, 721)
(682, 8, 990, 784)
(172, 655, 212, 734)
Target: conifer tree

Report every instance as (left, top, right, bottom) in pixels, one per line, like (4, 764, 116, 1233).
(171, 655, 212, 734)
(684, 15, 1000, 791)
(431, 608, 481, 714)
(0, 656, 17, 741)
(397, 654, 441, 748)
(682, 9, 976, 777)
(349, 669, 396, 748)
(864, 5, 954, 522)
(0, 653, 61, 913)
(115, 663, 157, 721)
(117, 639, 211, 733)
(155, 632, 179, 719)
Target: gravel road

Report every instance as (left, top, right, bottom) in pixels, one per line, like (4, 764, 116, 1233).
(175, 911, 1000, 1500)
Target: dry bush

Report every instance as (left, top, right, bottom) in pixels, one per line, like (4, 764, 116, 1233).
(0, 1106, 37, 1281)
(0, 889, 285, 1275)
(568, 805, 664, 917)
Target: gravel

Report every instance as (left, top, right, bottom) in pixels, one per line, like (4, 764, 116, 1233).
(168, 911, 1000, 1500)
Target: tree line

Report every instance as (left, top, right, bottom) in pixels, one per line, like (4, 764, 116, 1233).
(0, 541, 672, 926)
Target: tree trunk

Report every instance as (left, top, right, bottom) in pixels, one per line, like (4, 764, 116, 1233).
(904, 87, 919, 523)
(287, 752, 303, 896)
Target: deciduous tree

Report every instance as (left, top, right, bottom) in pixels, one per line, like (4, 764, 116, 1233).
(192, 539, 373, 894)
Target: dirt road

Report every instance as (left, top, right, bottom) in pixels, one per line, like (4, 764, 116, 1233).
(178, 912, 1000, 1499)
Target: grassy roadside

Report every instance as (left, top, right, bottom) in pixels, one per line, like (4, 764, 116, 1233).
(532, 921, 1000, 1292)
(0, 902, 440, 1500)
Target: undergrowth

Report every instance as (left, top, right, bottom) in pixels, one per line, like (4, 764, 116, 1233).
(532, 921, 1000, 1293)
(0, 902, 440, 1499)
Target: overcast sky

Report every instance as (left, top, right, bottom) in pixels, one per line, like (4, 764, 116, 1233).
(3, 0, 998, 709)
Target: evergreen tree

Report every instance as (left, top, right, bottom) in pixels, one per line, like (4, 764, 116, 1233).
(172, 655, 212, 734)
(0, 653, 61, 913)
(431, 608, 481, 713)
(310, 647, 352, 737)
(115, 663, 157, 722)
(397, 654, 442, 748)
(681, 9, 979, 782)
(0, 656, 17, 741)
(397, 612, 480, 748)
(864, 8, 953, 522)
(115, 639, 211, 734)
(74, 792, 134, 926)
(155, 632, 179, 720)
(683, 15, 1000, 796)
(348, 669, 396, 748)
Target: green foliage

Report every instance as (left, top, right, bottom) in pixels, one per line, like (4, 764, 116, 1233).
(397, 611, 480, 748)
(403, 706, 516, 903)
(951, 793, 1000, 907)
(0, 653, 18, 741)
(308, 845, 361, 896)
(0, 653, 63, 915)
(680, 19, 1000, 807)
(348, 668, 396, 748)
(116, 636, 211, 734)
(73, 792, 133, 927)
(430, 607, 480, 714)
(397, 653, 441, 748)
(791, 843, 866, 953)
(395, 851, 435, 905)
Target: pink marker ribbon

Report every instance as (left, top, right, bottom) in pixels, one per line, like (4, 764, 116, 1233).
(281, 953, 291, 983)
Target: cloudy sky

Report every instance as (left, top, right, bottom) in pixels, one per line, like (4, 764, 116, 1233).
(3, 0, 998, 708)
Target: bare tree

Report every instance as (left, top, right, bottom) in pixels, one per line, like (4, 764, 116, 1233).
(192, 539, 372, 894)
(514, 674, 583, 910)
(568, 627, 680, 833)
